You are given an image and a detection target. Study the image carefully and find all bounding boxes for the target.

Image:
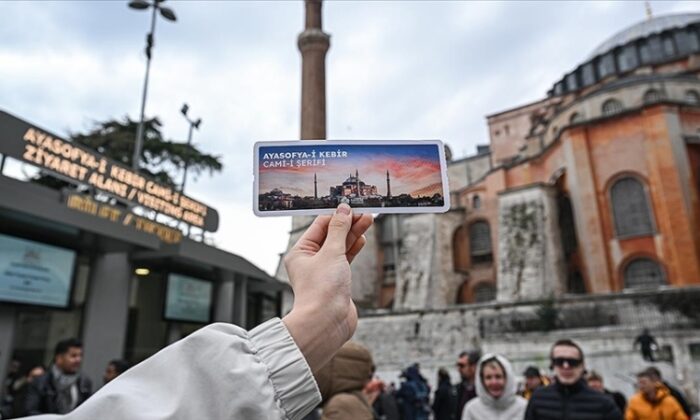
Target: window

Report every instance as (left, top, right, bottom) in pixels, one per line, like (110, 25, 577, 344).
(688, 29, 700, 52)
(674, 30, 693, 55)
(474, 283, 496, 303)
(662, 35, 676, 57)
(453, 225, 469, 273)
(567, 271, 586, 294)
(639, 40, 651, 64)
(581, 63, 596, 86)
(469, 221, 492, 264)
(569, 112, 583, 124)
(643, 89, 663, 104)
(685, 90, 700, 105)
(610, 177, 654, 237)
(504, 125, 510, 135)
(602, 98, 624, 116)
(597, 53, 616, 78)
(616, 45, 639, 72)
(472, 195, 481, 209)
(623, 258, 666, 289)
(647, 36, 664, 62)
(565, 72, 579, 91)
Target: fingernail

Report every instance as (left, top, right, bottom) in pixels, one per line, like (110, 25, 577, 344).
(336, 203, 351, 215)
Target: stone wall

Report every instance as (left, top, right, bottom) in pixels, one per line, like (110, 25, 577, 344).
(497, 184, 566, 301)
(353, 288, 700, 404)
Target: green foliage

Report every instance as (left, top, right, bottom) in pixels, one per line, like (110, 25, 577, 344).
(34, 116, 222, 189)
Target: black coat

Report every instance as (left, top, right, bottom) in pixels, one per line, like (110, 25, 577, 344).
(25, 370, 92, 415)
(524, 378, 622, 420)
(432, 379, 458, 420)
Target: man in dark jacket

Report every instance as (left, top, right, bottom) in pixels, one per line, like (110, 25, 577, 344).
(454, 350, 480, 419)
(25, 338, 93, 415)
(525, 339, 621, 420)
(432, 368, 457, 420)
(587, 370, 627, 414)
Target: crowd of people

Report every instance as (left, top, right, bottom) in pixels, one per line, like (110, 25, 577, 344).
(298, 336, 695, 420)
(0, 207, 696, 420)
(1, 339, 129, 419)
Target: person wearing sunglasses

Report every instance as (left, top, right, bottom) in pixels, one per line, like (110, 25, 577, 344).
(524, 339, 622, 420)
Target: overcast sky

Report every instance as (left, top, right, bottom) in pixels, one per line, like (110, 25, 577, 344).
(1, 1, 698, 275)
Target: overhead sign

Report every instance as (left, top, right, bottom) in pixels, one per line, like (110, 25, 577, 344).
(64, 193, 183, 244)
(0, 109, 219, 232)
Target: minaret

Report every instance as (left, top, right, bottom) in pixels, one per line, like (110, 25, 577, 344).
(298, 0, 330, 140)
(356, 169, 360, 196)
(314, 173, 318, 199)
(386, 170, 392, 198)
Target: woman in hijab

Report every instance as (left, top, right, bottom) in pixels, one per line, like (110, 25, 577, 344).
(462, 354, 527, 420)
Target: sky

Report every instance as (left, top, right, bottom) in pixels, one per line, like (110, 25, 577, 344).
(1, 0, 698, 275)
(258, 143, 443, 197)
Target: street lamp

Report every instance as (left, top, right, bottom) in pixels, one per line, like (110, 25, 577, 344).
(180, 103, 202, 193)
(128, 0, 177, 171)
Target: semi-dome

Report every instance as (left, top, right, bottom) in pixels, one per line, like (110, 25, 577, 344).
(589, 13, 700, 59)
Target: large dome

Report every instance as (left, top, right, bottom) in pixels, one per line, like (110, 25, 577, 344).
(589, 13, 700, 59)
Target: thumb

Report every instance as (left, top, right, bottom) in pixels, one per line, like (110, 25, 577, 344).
(321, 204, 353, 256)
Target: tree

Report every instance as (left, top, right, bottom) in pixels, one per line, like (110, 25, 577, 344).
(34, 116, 222, 189)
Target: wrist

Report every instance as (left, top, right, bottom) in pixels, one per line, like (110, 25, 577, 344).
(282, 304, 351, 373)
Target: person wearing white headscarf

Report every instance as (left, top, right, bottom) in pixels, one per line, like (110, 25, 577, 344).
(462, 353, 527, 420)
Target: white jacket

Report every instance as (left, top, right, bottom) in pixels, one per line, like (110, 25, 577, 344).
(461, 353, 527, 420)
(23, 318, 321, 420)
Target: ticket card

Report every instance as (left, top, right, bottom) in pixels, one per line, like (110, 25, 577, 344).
(253, 140, 450, 216)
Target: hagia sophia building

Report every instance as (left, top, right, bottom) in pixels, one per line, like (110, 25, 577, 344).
(279, 3, 700, 310)
(276, 2, 700, 398)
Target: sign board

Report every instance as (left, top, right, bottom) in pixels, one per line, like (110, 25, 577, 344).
(164, 273, 213, 323)
(0, 233, 76, 308)
(0, 109, 218, 232)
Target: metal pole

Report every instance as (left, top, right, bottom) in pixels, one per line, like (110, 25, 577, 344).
(132, 5, 158, 170)
(180, 122, 195, 192)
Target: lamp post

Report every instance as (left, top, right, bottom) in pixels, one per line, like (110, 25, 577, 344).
(179, 103, 202, 193)
(128, 0, 177, 170)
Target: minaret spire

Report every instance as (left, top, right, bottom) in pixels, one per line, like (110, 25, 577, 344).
(386, 170, 392, 198)
(298, 0, 330, 140)
(314, 173, 318, 199)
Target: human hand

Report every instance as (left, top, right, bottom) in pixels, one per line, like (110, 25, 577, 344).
(282, 204, 373, 373)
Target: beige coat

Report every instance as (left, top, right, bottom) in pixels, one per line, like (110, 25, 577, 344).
(316, 341, 374, 420)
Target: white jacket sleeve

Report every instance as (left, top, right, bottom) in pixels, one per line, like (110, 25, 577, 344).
(24, 318, 321, 420)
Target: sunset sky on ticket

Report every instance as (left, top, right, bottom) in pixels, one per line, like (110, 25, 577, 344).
(257, 143, 445, 197)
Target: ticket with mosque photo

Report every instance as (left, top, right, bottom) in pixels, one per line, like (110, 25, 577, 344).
(253, 140, 450, 216)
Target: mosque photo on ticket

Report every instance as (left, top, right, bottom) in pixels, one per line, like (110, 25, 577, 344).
(254, 140, 450, 215)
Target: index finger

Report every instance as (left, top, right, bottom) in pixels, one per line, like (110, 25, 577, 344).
(292, 215, 331, 253)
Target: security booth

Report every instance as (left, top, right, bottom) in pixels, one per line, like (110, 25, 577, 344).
(0, 109, 287, 388)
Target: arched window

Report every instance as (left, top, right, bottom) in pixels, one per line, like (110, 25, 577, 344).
(624, 258, 666, 289)
(602, 99, 624, 116)
(474, 283, 496, 303)
(643, 89, 662, 104)
(610, 177, 654, 237)
(469, 221, 492, 264)
(685, 90, 700, 105)
(567, 271, 586, 294)
(472, 195, 481, 209)
(569, 112, 583, 124)
(452, 226, 469, 273)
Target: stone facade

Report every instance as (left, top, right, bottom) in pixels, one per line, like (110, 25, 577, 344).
(497, 184, 565, 300)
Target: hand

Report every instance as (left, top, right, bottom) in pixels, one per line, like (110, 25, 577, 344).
(282, 204, 373, 373)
